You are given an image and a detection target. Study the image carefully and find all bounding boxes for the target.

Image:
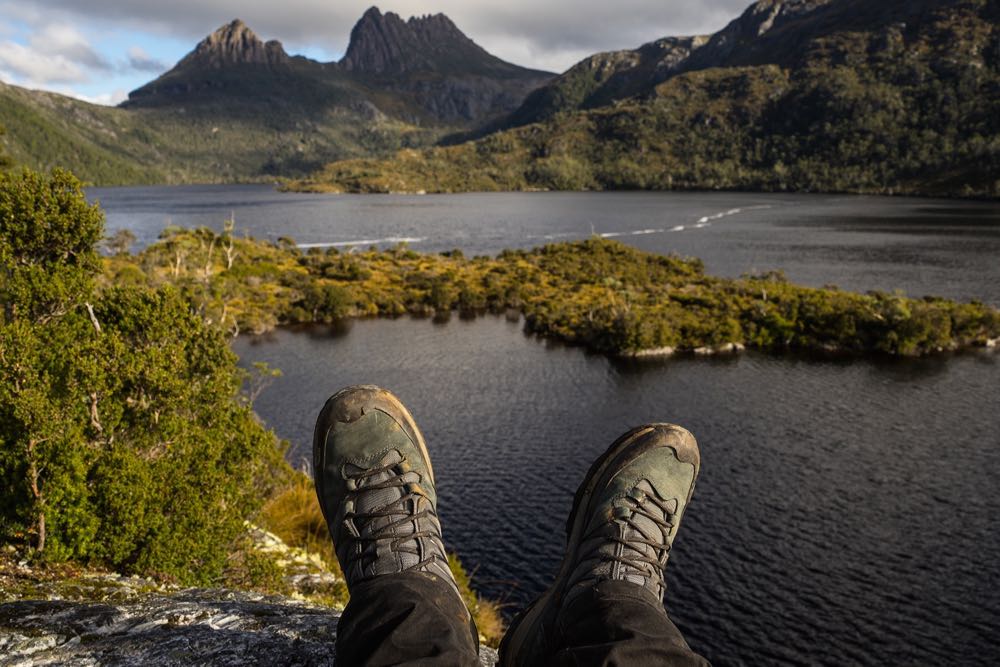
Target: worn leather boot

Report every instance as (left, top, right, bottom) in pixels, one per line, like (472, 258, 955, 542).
(499, 424, 701, 666)
(312, 385, 462, 599)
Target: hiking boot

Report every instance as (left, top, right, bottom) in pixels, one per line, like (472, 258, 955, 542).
(499, 424, 701, 665)
(312, 385, 458, 596)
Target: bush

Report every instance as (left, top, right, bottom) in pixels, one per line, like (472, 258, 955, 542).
(0, 169, 104, 322)
(0, 169, 287, 584)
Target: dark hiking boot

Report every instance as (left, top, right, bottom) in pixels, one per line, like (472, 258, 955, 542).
(312, 385, 459, 598)
(499, 424, 701, 666)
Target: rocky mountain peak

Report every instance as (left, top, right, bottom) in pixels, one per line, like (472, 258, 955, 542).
(177, 19, 290, 69)
(678, 0, 833, 70)
(738, 0, 832, 38)
(340, 6, 493, 75)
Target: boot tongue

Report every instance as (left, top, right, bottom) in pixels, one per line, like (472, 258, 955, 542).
(347, 450, 424, 577)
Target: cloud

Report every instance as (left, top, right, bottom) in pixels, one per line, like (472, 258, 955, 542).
(37, 83, 129, 106)
(4, 0, 752, 72)
(0, 22, 110, 85)
(74, 88, 129, 106)
(0, 40, 89, 84)
(126, 45, 168, 73)
(34, 24, 112, 70)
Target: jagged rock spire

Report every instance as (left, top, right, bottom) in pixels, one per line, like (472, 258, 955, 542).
(177, 19, 289, 69)
(340, 6, 490, 75)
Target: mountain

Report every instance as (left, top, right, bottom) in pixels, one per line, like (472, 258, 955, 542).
(125, 9, 552, 125)
(339, 8, 552, 123)
(343, 8, 533, 77)
(175, 19, 291, 69)
(0, 9, 553, 185)
(293, 0, 1000, 198)
(489, 35, 708, 133)
(493, 0, 970, 132)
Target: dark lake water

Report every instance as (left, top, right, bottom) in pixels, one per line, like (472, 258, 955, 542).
(95, 186, 1000, 666)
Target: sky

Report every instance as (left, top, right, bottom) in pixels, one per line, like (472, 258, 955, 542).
(0, 0, 750, 106)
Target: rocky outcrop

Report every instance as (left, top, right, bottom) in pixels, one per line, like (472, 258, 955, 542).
(679, 0, 832, 69)
(338, 7, 554, 124)
(177, 20, 290, 70)
(0, 590, 498, 666)
(0, 531, 499, 666)
(341, 8, 485, 76)
(501, 35, 708, 128)
(124, 19, 301, 105)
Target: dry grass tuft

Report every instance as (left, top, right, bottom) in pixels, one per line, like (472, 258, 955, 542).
(260, 471, 506, 646)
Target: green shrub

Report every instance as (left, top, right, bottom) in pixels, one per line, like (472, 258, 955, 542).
(0, 169, 104, 322)
(0, 169, 287, 584)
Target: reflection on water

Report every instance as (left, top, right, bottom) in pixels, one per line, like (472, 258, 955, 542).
(233, 316, 1000, 667)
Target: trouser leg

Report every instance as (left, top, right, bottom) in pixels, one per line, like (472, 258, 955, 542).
(550, 580, 710, 667)
(336, 570, 481, 666)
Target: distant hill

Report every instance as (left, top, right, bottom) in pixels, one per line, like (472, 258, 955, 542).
(0, 9, 553, 185)
(297, 0, 1000, 198)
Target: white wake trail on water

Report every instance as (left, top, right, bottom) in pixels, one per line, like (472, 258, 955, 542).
(298, 204, 775, 249)
(692, 205, 773, 229)
(596, 204, 773, 238)
(298, 236, 427, 249)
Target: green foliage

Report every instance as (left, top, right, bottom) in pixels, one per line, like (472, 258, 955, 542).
(0, 75, 443, 186)
(0, 169, 287, 584)
(118, 227, 1000, 358)
(0, 169, 104, 322)
(0, 125, 11, 171)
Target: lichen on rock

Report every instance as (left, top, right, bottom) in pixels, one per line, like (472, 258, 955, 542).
(0, 589, 498, 666)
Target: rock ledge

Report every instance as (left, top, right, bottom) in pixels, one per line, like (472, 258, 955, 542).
(0, 589, 497, 666)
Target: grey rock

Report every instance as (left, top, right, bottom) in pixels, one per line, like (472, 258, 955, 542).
(339, 7, 553, 123)
(179, 20, 291, 70)
(0, 590, 498, 666)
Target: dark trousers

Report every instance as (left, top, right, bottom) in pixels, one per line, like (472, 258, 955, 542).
(337, 572, 710, 666)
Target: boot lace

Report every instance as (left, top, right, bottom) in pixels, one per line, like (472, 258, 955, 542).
(604, 493, 675, 577)
(574, 490, 677, 592)
(342, 458, 443, 574)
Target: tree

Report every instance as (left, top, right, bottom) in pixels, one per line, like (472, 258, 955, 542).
(104, 229, 136, 257)
(0, 169, 104, 323)
(0, 169, 287, 582)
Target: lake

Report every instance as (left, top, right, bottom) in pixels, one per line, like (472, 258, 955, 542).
(91, 185, 1000, 305)
(94, 186, 1000, 666)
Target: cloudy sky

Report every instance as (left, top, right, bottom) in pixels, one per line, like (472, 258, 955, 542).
(0, 0, 749, 106)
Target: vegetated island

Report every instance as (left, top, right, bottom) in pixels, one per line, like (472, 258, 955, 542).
(106, 224, 1000, 358)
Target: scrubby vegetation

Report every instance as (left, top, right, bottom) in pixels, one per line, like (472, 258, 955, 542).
(0, 169, 287, 582)
(108, 226, 1000, 357)
(0, 81, 438, 186)
(0, 125, 11, 171)
(291, 2, 1000, 198)
(0, 168, 504, 642)
(261, 471, 504, 645)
